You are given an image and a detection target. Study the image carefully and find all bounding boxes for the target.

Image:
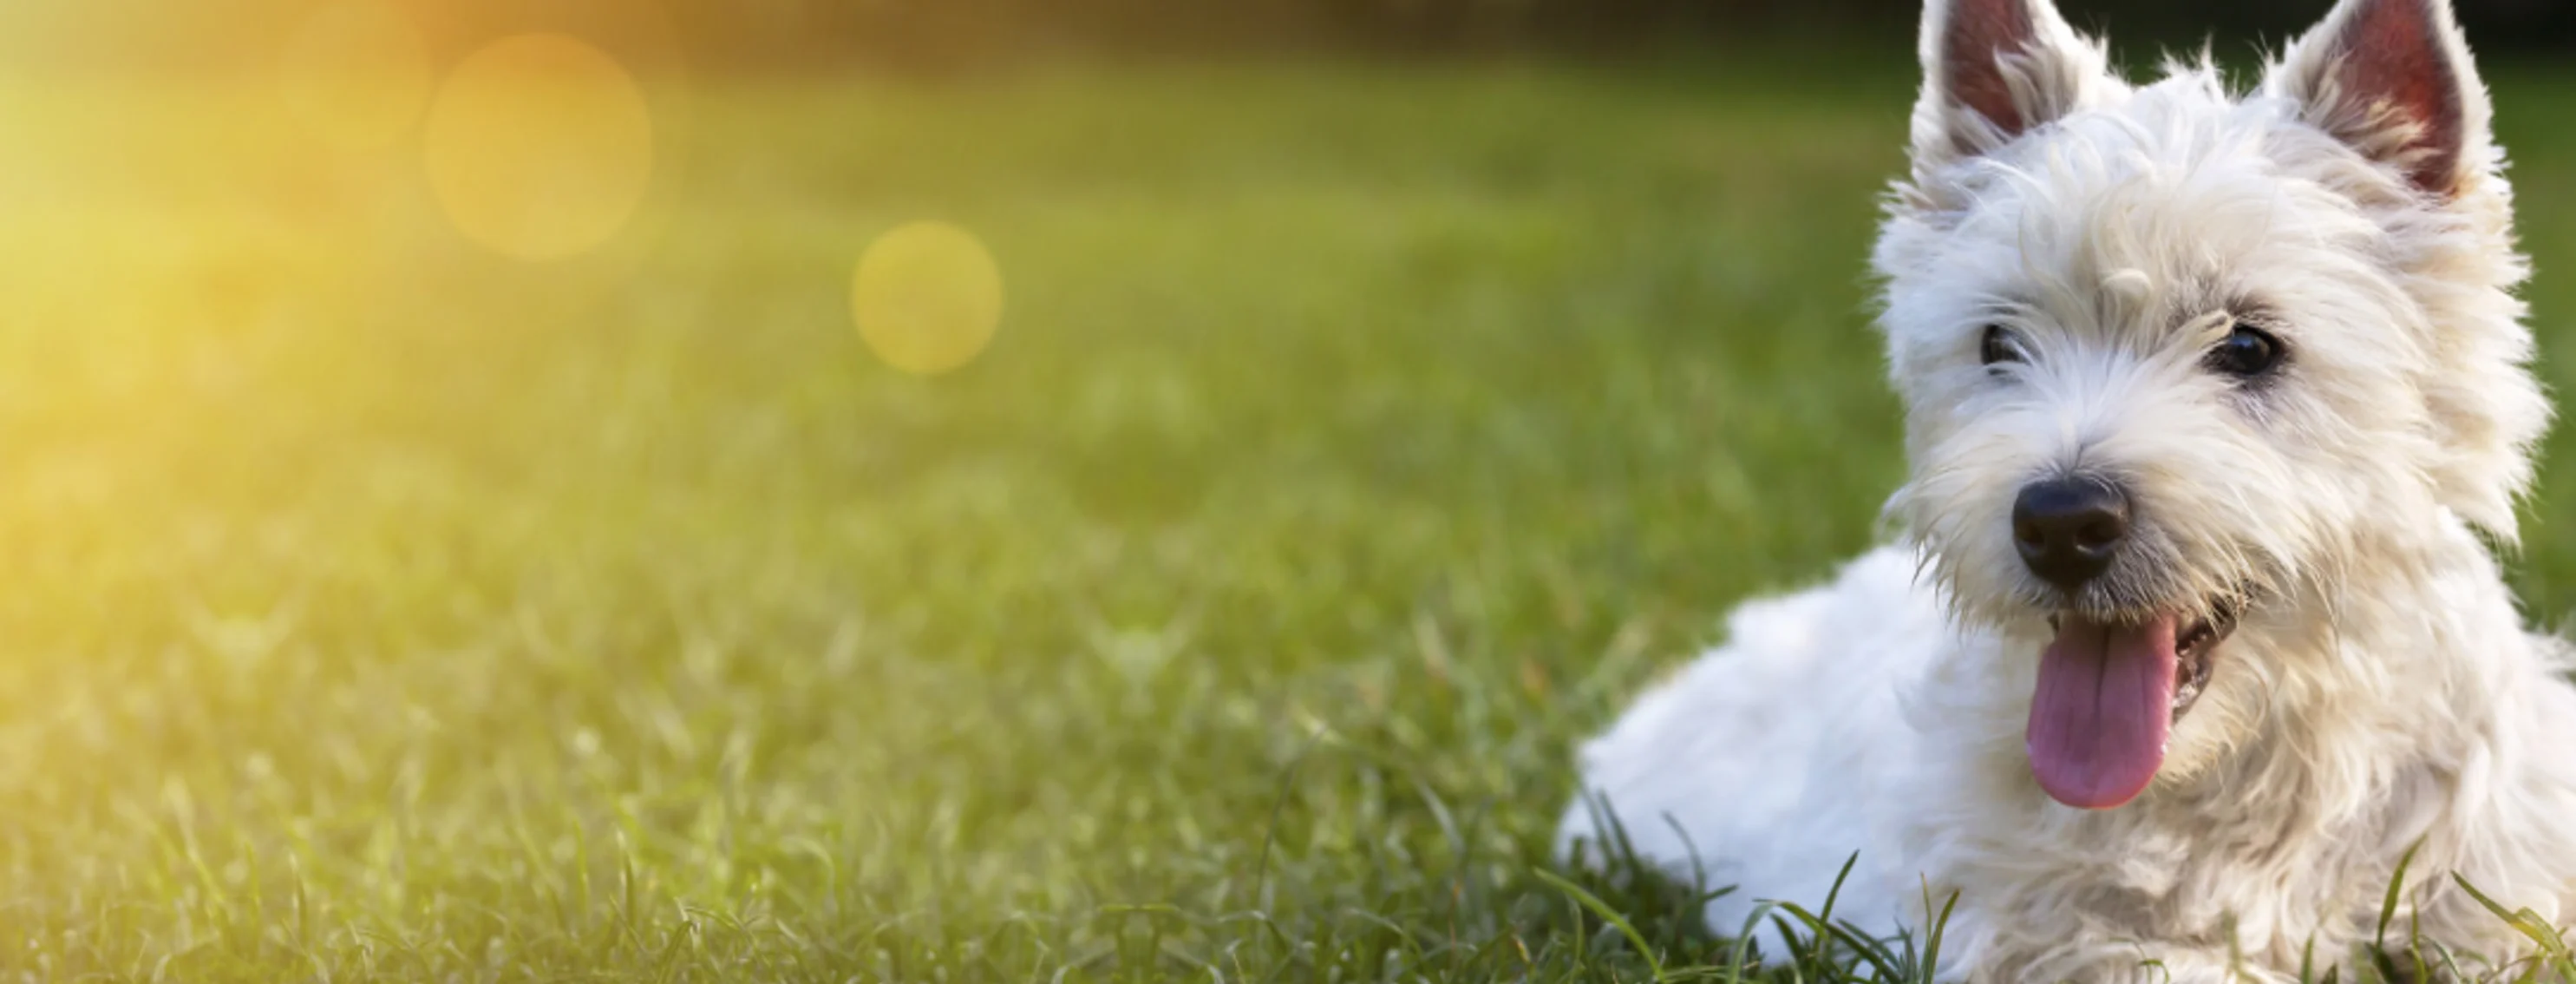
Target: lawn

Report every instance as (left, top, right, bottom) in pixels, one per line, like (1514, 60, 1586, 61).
(9, 53, 2576, 981)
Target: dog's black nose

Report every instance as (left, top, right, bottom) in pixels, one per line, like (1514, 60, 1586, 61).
(2013, 477, 2129, 590)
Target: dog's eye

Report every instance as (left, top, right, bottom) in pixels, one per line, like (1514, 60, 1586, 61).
(2204, 323, 2285, 378)
(1979, 325, 2022, 366)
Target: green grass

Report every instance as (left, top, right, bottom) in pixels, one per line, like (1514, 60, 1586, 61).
(8, 55, 2576, 981)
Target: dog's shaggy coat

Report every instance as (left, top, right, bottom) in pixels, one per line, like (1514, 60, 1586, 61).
(1557, 0, 2576, 979)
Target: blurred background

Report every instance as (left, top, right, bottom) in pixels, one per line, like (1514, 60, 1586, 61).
(11, 0, 2576, 69)
(3, 1, 2575, 980)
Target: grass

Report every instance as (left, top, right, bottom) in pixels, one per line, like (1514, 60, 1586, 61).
(7, 52, 2576, 981)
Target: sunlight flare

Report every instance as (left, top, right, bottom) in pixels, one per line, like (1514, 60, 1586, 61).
(852, 222, 1004, 376)
(423, 35, 654, 262)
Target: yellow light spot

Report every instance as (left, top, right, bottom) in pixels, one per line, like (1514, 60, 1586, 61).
(852, 223, 1004, 376)
(422, 35, 653, 262)
(276, 1, 434, 151)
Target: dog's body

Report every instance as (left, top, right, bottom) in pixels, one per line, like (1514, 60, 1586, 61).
(1569, 541, 2576, 980)
(1558, 0, 2576, 979)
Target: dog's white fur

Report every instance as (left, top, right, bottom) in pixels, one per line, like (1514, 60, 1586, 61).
(1557, 0, 2576, 979)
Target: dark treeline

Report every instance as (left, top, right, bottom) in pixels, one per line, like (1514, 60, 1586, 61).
(652, 0, 2575, 68)
(16, 0, 2573, 75)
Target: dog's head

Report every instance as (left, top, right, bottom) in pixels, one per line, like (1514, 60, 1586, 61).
(1875, 0, 2548, 809)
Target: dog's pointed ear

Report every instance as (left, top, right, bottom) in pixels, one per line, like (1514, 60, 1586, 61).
(1911, 0, 2109, 167)
(2266, 0, 2490, 198)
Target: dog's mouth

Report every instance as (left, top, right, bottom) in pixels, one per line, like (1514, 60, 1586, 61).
(2052, 603, 2239, 718)
(2167, 604, 2238, 717)
(2025, 599, 2241, 810)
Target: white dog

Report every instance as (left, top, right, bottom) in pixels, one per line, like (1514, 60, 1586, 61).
(1557, 0, 2576, 979)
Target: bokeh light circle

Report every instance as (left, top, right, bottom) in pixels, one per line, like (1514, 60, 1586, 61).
(277, 1, 434, 151)
(423, 35, 654, 262)
(852, 223, 1005, 376)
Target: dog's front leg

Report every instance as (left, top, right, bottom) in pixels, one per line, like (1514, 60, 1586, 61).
(1978, 947, 2299, 984)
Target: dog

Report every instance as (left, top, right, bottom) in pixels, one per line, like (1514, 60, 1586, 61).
(1555, 0, 2576, 979)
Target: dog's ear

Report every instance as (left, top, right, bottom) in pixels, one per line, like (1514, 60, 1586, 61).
(2266, 0, 2490, 198)
(1911, 0, 2109, 167)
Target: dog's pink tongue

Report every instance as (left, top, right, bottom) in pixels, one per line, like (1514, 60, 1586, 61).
(2026, 613, 2178, 810)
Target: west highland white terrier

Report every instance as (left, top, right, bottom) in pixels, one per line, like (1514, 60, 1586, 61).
(1558, 0, 2576, 979)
